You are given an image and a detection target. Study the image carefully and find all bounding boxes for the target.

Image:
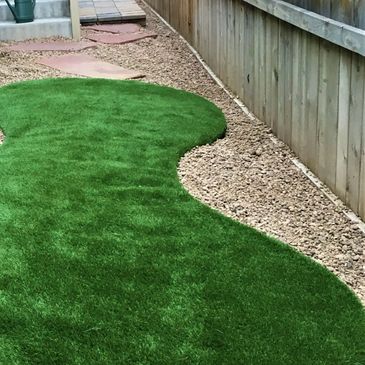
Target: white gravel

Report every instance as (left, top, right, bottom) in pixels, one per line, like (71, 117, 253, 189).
(0, 1, 364, 303)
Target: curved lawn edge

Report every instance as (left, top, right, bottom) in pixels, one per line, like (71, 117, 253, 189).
(0, 78, 364, 364)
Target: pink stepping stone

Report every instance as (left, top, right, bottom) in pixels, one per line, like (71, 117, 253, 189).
(6, 41, 97, 52)
(87, 32, 157, 45)
(85, 23, 141, 34)
(37, 54, 144, 80)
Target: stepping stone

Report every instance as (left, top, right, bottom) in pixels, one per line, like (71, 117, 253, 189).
(85, 23, 141, 34)
(6, 41, 97, 52)
(37, 54, 144, 80)
(87, 31, 157, 45)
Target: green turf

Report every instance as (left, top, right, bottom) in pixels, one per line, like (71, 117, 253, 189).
(0, 78, 364, 365)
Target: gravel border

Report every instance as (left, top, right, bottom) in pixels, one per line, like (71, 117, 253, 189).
(0, 3, 364, 303)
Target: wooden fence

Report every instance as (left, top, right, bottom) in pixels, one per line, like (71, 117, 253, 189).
(285, 0, 365, 30)
(145, 0, 365, 220)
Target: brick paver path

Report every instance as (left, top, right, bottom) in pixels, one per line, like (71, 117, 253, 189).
(79, 0, 146, 24)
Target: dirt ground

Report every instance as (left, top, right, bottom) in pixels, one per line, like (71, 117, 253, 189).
(0, 1, 364, 303)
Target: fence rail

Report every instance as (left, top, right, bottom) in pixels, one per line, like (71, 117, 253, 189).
(145, 0, 365, 220)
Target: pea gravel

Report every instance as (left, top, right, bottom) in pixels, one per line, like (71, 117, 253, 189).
(0, 0, 364, 304)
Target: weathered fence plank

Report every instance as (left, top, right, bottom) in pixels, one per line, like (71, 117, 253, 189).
(347, 54, 364, 212)
(238, 2, 245, 99)
(298, 31, 307, 161)
(360, 104, 365, 217)
(336, 49, 352, 202)
(270, 18, 279, 135)
(226, 0, 234, 90)
(291, 27, 301, 155)
(305, 33, 320, 174)
(243, 4, 254, 110)
(283, 24, 293, 146)
(317, 41, 340, 191)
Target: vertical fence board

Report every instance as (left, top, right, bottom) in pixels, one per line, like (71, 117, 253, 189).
(347, 54, 364, 211)
(243, 4, 254, 110)
(192, 0, 198, 48)
(298, 31, 308, 161)
(291, 28, 301, 155)
(226, 0, 234, 89)
(201, 0, 208, 61)
(359, 79, 365, 216)
(277, 21, 285, 141)
(210, 0, 218, 72)
(317, 41, 340, 190)
(270, 18, 279, 134)
(217, 0, 223, 80)
(317, 41, 329, 184)
(284, 25, 293, 146)
(253, 9, 260, 117)
(207, 0, 214, 69)
(336, 49, 352, 201)
(232, 0, 240, 96)
(195, 0, 201, 54)
(238, 3, 245, 100)
(305, 33, 320, 173)
(259, 11, 266, 120)
(358, 0, 365, 29)
(324, 43, 340, 191)
(265, 13, 272, 127)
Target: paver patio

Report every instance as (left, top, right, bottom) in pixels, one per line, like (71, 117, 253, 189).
(79, 0, 146, 24)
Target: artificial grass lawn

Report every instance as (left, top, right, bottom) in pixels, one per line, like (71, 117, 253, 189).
(0, 78, 364, 365)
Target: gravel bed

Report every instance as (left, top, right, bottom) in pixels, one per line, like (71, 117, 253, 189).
(0, 2, 364, 303)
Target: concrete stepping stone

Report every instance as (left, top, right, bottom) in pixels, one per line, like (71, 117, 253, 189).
(37, 54, 144, 80)
(85, 23, 141, 34)
(87, 31, 157, 44)
(6, 41, 97, 52)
